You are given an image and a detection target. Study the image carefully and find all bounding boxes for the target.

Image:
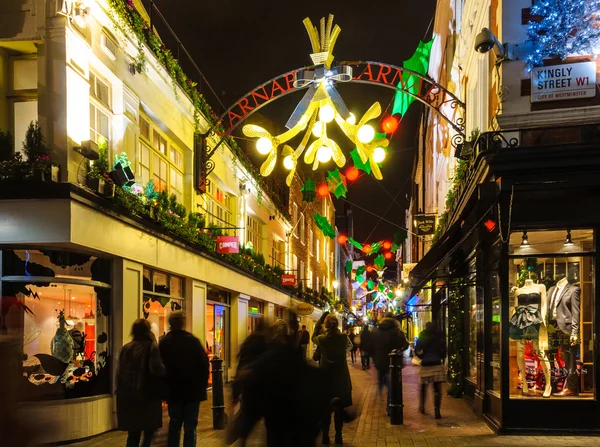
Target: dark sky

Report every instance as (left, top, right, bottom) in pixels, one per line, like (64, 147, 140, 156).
(153, 0, 436, 245)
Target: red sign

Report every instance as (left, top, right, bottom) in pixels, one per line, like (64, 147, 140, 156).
(216, 236, 239, 254)
(281, 274, 297, 286)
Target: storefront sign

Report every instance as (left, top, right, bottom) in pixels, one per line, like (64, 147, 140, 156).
(414, 214, 436, 236)
(402, 263, 417, 278)
(295, 303, 314, 316)
(281, 274, 297, 286)
(216, 236, 239, 254)
(531, 62, 596, 103)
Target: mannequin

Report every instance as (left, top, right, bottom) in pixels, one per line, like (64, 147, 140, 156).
(509, 279, 552, 398)
(546, 275, 580, 397)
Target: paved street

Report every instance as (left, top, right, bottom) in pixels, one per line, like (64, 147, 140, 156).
(72, 360, 600, 447)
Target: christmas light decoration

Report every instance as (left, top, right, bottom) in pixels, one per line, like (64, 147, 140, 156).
(350, 148, 372, 175)
(317, 146, 333, 163)
(362, 244, 372, 254)
(346, 166, 359, 181)
(393, 39, 434, 117)
(357, 124, 375, 143)
(381, 115, 399, 133)
(338, 234, 348, 245)
(326, 169, 347, 199)
(384, 252, 393, 260)
(366, 265, 374, 273)
(314, 213, 336, 238)
(526, 0, 600, 71)
(256, 137, 273, 154)
(372, 147, 386, 163)
(301, 178, 317, 203)
(382, 241, 391, 250)
(317, 183, 330, 197)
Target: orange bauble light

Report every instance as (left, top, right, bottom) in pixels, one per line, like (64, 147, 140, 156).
(338, 234, 348, 245)
(381, 115, 399, 134)
(384, 252, 393, 260)
(346, 166, 359, 182)
(366, 265, 374, 273)
(317, 183, 330, 197)
(362, 244, 371, 254)
(382, 241, 391, 250)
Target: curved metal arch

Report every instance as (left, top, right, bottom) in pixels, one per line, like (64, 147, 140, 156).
(197, 61, 466, 189)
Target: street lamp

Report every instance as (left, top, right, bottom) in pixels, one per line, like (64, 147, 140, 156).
(332, 280, 339, 289)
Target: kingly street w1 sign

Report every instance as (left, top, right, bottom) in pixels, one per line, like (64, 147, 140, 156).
(531, 61, 596, 103)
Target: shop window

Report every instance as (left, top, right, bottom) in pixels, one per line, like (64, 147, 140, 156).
(508, 229, 595, 400)
(275, 305, 284, 319)
(142, 267, 184, 341)
(1, 249, 112, 401)
(248, 299, 264, 334)
(490, 265, 502, 393)
(467, 273, 478, 380)
(206, 287, 230, 383)
(246, 215, 262, 252)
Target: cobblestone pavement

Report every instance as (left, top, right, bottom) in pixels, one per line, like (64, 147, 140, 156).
(71, 360, 600, 447)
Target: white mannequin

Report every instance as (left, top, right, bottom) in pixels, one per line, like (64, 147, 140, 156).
(511, 279, 552, 398)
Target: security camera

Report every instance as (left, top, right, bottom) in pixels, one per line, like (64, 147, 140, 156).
(474, 28, 505, 60)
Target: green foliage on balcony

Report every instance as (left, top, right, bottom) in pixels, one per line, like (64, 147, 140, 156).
(0, 123, 57, 180)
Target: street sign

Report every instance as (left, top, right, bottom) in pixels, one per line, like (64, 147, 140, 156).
(216, 236, 239, 254)
(414, 214, 436, 236)
(531, 61, 596, 103)
(281, 274, 297, 286)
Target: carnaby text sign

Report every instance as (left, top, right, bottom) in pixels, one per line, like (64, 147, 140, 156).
(216, 236, 239, 254)
(531, 62, 596, 103)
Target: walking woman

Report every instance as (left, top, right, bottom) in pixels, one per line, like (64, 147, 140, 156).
(415, 322, 446, 419)
(313, 313, 352, 446)
(117, 319, 166, 447)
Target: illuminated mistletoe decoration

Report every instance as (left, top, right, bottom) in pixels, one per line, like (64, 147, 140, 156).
(242, 15, 390, 185)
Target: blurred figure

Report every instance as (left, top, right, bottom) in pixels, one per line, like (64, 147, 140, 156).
(415, 322, 446, 419)
(299, 324, 310, 359)
(313, 313, 352, 446)
(349, 329, 359, 364)
(371, 313, 409, 413)
(159, 311, 210, 447)
(233, 317, 268, 403)
(360, 325, 372, 370)
(117, 318, 165, 447)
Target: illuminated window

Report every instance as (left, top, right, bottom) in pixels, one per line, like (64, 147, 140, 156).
(101, 31, 117, 60)
(142, 267, 184, 340)
(153, 130, 167, 155)
(89, 73, 110, 107)
(292, 203, 298, 238)
(300, 214, 306, 245)
(272, 239, 284, 267)
(204, 182, 234, 232)
(89, 73, 111, 145)
(138, 142, 150, 186)
(316, 238, 320, 262)
(153, 154, 167, 192)
(309, 230, 313, 255)
(140, 118, 150, 140)
(246, 215, 262, 253)
(170, 146, 183, 169)
(299, 260, 304, 282)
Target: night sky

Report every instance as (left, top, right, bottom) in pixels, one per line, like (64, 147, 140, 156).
(153, 0, 436, 245)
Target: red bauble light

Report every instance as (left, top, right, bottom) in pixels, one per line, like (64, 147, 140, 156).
(366, 265, 374, 273)
(317, 183, 330, 197)
(382, 241, 391, 250)
(484, 219, 497, 232)
(381, 115, 399, 134)
(346, 166, 359, 182)
(362, 244, 372, 254)
(384, 252, 393, 260)
(338, 234, 348, 245)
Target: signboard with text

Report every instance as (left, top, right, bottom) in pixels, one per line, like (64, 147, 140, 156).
(281, 274, 297, 286)
(216, 236, 239, 254)
(295, 303, 314, 316)
(414, 214, 436, 236)
(531, 62, 596, 103)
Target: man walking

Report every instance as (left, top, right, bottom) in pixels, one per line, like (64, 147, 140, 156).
(159, 311, 210, 447)
(371, 313, 409, 413)
(299, 324, 310, 359)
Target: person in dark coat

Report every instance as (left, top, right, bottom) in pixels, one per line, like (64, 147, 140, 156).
(299, 324, 310, 359)
(117, 319, 165, 447)
(371, 313, 409, 412)
(159, 311, 210, 447)
(415, 322, 446, 419)
(360, 325, 372, 370)
(313, 312, 353, 446)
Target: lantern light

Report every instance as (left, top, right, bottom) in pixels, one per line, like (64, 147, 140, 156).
(347, 112, 357, 125)
(319, 105, 335, 123)
(395, 288, 402, 297)
(346, 166, 359, 181)
(337, 234, 348, 245)
(373, 147, 386, 163)
(362, 244, 372, 254)
(382, 241, 391, 250)
(317, 146, 332, 163)
(384, 252, 393, 260)
(332, 280, 339, 289)
(381, 115, 399, 134)
(283, 155, 294, 170)
(312, 122, 324, 138)
(366, 265, 374, 272)
(256, 137, 272, 155)
(357, 124, 375, 143)
(317, 183, 330, 197)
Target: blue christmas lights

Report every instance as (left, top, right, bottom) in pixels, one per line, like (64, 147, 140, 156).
(526, 0, 600, 71)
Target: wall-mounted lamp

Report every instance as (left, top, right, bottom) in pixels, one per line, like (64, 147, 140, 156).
(564, 230, 574, 247)
(73, 140, 99, 160)
(332, 280, 339, 289)
(520, 231, 530, 248)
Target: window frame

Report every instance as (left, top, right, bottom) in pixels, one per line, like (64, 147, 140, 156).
(246, 214, 263, 253)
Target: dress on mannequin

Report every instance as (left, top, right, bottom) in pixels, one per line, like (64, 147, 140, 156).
(510, 279, 552, 398)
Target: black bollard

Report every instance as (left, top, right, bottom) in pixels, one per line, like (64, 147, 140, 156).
(388, 349, 404, 425)
(210, 356, 226, 430)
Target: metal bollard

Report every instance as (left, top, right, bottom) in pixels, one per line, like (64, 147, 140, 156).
(210, 356, 226, 430)
(388, 349, 404, 425)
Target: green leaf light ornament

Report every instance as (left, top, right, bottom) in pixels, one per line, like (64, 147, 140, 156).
(313, 213, 336, 238)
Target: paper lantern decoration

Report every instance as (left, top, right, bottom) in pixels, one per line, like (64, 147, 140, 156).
(362, 244, 372, 254)
(384, 252, 393, 260)
(301, 179, 317, 203)
(382, 241, 392, 250)
(366, 265, 374, 273)
(346, 166, 359, 182)
(381, 115, 399, 134)
(326, 169, 348, 199)
(317, 183, 330, 197)
(338, 234, 348, 245)
(314, 213, 336, 238)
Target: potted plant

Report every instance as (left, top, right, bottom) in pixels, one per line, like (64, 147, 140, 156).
(0, 130, 13, 162)
(110, 152, 135, 187)
(86, 138, 115, 198)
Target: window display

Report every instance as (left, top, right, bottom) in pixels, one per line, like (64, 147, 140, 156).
(143, 268, 184, 340)
(508, 229, 594, 400)
(1, 249, 111, 401)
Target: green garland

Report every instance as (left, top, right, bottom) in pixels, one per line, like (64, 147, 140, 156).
(106, 0, 290, 222)
(447, 278, 465, 397)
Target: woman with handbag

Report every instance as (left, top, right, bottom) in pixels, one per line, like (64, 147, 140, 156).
(117, 319, 166, 447)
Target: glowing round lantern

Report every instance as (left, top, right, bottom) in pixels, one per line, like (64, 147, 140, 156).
(317, 183, 330, 197)
(366, 265, 374, 272)
(346, 166, 359, 181)
(384, 252, 393, 260)
(382, 241, 391, 250)
(381, 115, 399, 134)
(338, 234, 348, 245)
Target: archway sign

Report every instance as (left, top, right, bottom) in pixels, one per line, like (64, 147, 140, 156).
(195, 16, 465, 193)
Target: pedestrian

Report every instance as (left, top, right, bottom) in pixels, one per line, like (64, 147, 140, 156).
(415, 321, 446, 419)
(360, 324, 372, 370)
(117, 319, 166, 447)
(350, 329, 359, 364)
(299, 324, 310, 359)
(371, 313, 409, 413)
(159, 311, 210, 447)
(313, 313, 353, 446)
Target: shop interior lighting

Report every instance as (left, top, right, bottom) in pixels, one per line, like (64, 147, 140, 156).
(564, 230, 574, 247)
(520, 231, 529, 248)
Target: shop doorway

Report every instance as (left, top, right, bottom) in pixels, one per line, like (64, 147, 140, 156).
(206, 302, 228, 384)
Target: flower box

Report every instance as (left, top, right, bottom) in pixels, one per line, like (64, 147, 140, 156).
(110, 162, 135, 187)
(87, 176, 115, 199)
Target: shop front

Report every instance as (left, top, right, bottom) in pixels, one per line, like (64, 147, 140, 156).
(407, 126, 600, 433)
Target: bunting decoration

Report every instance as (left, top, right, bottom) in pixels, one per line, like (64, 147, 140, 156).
(326, 169, 348, 198)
